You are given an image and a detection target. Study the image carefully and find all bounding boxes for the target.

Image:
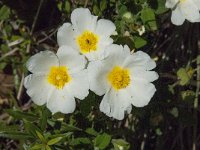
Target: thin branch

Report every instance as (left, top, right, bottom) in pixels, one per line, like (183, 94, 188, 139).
(192, 43, 200, 150)
(30, 0, 44, 35)
(17, 73, 24, 103)
(84, 0, 89, 8)
(0, 48, 19, 60)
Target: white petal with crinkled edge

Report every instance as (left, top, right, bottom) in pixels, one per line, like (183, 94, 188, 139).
(165, 0, 178, 8)
(65, 69, 89, 100)
(83, 47, 105, 61)
(180, 0, 200, 22)
(47, 89, 76, 114)
(127, 79, 156, 107)
(88, 60, 111, 96)
(98, 37, 114, 47)
(104, 44, 130, 66)
(57, 46, 86, 74)
(24, 74, 53, 106)
(171, 6, 185, 25)
(71, 8, 97, 33)
(57, 23, 78, 48)
(193, 0, 200, 9)
(26, 51, 58, 74)
(123, 51, 156, 70)
(95, 19, 116, 38)
(100, 89, 132, 120)
(129, 68, 159, 82)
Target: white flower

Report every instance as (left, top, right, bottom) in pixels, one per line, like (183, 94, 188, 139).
(57, 8, 116, 61)
(88, 45, 158, 120)
(166, 0, 200, 25)
(24, 46, 89, 114)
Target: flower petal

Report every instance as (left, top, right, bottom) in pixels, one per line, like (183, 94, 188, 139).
(171, 7, 185, 25)
(130, 68, 159, 82)
(100, 89, 132, 120)
(95, 19, 116, 37)
(26, 50, 58, 74)
(104, 44, 129, 66)
(24, 74, 53, 105)
(180, 1, 200, 22)
(71, 8, 97, 33)
(193, 0, 200, 9)
(123, 51, 156, 71)
(47, 89, 76, 114)
(88, 61, 111, 96)
(128, 79, 156, 107)
(57, 46, 87, 74)
(57, 23, 77, 48)
(66, 69, 89, 100)
(165, 0, 179, 8)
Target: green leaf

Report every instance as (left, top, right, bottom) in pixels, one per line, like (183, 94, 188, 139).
(116, 36, 135, 50)
(85, 128, 98, 136)
(39, 107, 50, 131)
(31, 144, 44, 150)
(100, 0, 107, 11)
(5, 109, 38, 121)
(155, 0, 169, 14)
(122, 12, 134, 23)
(181, 90, 195, 103)
(45, 145, 52, 150)
(62, 124, 82, 132)
(118, 5, 128, 16)
(0, 62, 6, 70)
(70, 137, 91, 146)
(155, 128, 163, 136)
(170, 107, 179, 118)
(0, 123, 19, 132)
(133, 36, 147, 49)
(94, 133, 111, 149)
(141, 8, 157, 30)
(47, 137, 62, 145)
(112, 139, 130, 150)
(0, 6, 10, 20)
(0, 131, 33, 140)
(177, 68, 194, 86)
(36, 131, 46, 143)
(93, 5, 101, 16)
(49, 132, 72, 139)
(24, 121, 42, 138)
(64, 1, 71, 13)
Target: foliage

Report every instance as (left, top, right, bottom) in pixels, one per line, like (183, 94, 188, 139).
(0, 0, 199, 150)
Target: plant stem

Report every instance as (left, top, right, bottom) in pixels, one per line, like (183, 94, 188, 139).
(30, 0, 44, 35)
(84, 0, 89, 8)
(192, 42, 200, 150)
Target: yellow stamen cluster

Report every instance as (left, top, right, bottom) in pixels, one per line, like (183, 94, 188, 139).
(107, 66, 130, 90)
(76, 30, 99, 54)
(47, 66, 71, 89)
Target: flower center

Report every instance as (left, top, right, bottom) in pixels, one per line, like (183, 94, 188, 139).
(107, 66, 131, 90)
(47, 66, 71, 89)
(76, 30, 99, 54)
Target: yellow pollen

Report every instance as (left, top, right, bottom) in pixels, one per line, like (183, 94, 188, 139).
(76, 30, 99, 54)
(47, 66, 71, 89)
(107, 66, 131, 90)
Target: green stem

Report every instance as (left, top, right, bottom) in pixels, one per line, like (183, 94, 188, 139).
(84, 0, 89, 8)
(192, 43, 200, 150)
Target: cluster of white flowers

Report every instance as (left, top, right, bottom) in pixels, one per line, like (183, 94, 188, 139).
(166, 0, 200, 25)
(24, 8, 158, 120)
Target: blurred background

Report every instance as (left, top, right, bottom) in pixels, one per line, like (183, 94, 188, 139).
(0, 0, 199, 149)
